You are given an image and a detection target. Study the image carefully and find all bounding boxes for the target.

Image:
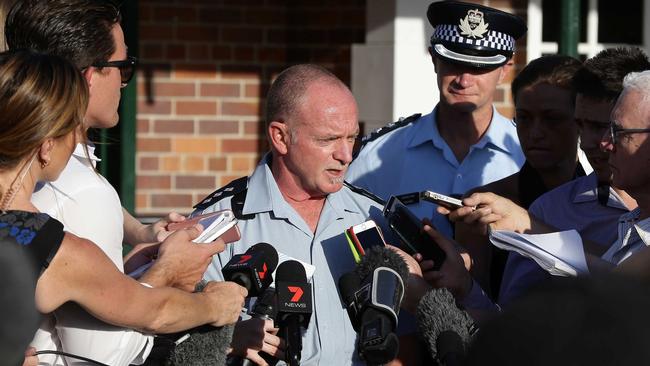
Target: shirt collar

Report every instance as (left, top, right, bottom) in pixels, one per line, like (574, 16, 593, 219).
(72, 143, 100, 162)
(572, 173, 629, 210)
(241, 153, 276, 217)
(243, 153, 359, 222)
(407, 106, 517, 154)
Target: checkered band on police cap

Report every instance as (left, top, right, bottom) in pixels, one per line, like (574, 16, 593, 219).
(431, 24, 515, 52)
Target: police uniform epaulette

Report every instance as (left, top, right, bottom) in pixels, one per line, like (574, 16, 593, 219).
(343, 181, 386, 206)
(358, 113, 422, 150)
(193, 176, 248, 212)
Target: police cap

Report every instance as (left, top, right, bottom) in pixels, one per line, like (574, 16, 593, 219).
(428, 1, 527, 69)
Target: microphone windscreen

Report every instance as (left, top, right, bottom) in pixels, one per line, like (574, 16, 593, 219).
(276, 260, 307, 283)
(247, 242, 279, 273)
(338, 271, 361, 304)
(167, 324, 234, 366)
(416, 288, 474, 360)
(355, 246, 409, 285)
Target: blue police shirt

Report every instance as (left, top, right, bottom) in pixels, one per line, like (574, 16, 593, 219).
(460, 172, 631, 310)
(498, 172, 631, 304)
(346, 106, 524, 238)
(198, 154, 387, 365)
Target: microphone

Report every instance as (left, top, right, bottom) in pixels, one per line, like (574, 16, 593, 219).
(222, 242, 278, 297)
(275, 260, 313, 366)
(228, 287, 279, 366)
(416, 288, 476, 365)
(166, 324, 235, 366)
(353, 246, 408, 365)
(338, 271, 362, 331)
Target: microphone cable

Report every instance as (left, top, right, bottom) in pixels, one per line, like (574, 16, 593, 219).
(35, 350, 108, 366)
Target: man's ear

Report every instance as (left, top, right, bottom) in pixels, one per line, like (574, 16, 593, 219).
(38, 138, 55, 168)
(498, 58, 515, 84)
(268, 121, 291, 155)
(83, 67, 95, 90)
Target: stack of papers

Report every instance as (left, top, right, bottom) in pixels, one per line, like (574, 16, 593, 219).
(488, 229, 589, 277)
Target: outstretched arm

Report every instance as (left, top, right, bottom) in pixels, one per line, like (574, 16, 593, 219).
(36, 227, 247, 334)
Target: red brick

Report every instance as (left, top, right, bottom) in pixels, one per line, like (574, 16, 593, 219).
(233, 46, 256, 62)
(219, 175, 243, 187)
(137, 119, 150, 133)
(175, 175, 216, 189)
(221, 27, 263, 43)
(198, 7, 243, 24)
(212, 45, 232, 60)
(151, 194, 193, 208)
(244, 8, 287, 25)
(244, 83, 261, 98)
(166, 44, 187, 60)
(188, 44, 210, 59)
(258, 47, 287, 63)
(222, 138, 262, 153)
(176, 101, 218, 116)
(140, 25, 174, 41)
(153, 119, 195, 134)
(209, 157, 227, 171)
(137, 138, 171, 152)
(153, 82, 195, 97)
(138, 175, 171, 189)
(136, 193, 148, 211)
(199, 120, 239, 134)
(200, 83, 240, 97)
(153, 6, 197, 22)
(139, 4, 153, 22)
(222, 101, 259, 116)
(140, 63, 172, 79)
(178, 25, 221, 42)
(138, 100, 172, 115)
(139, 157, 159, 171)
(243, 121, 263, 135)
(142, 44, 164, 59)
(175, 63, 218, 79)
(174, 138, 218, 153)
(219, 65, 262, 80)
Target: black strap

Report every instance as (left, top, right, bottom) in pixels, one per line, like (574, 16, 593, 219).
(343, 181, 386, 205)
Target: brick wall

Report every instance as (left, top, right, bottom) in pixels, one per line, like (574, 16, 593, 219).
(135, 0, 524, 216)
(473, 0, 528, 118)
(136, 0, 366, 215)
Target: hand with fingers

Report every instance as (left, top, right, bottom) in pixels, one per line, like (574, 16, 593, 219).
(386, 244, 433, 314)
(202, 281, 248, 327)
(437, 192, 532, 235)
(414, 224, 474, 302)
(138, 224, 228, 291)
(229, 318, 286, 366)
(152, 211, 188, 241)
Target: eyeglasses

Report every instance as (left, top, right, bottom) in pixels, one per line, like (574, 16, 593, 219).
(92, 56, 137, 86)
(608, 121, 650, 145)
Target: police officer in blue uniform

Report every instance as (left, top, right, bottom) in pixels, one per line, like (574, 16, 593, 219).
(347, 1, 528, 239)
(193, 64, 391, 365)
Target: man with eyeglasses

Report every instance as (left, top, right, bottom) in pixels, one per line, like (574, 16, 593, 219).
(4, 1, 230, 365)
(413, 48, 650, 316)
(598, 70, 650, 264)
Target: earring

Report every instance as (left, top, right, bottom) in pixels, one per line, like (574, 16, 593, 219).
(40, 159, 50, 169)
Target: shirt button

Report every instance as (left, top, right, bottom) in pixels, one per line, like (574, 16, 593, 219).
(456, 174, 462, 179)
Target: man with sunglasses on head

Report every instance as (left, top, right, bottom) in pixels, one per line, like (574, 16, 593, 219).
(4, 1, 233, 365)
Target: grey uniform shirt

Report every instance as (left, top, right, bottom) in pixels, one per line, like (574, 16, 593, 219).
(197, 154, 387, 365)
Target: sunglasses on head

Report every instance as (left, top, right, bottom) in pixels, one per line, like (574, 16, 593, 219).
(92, 56, 137, 86)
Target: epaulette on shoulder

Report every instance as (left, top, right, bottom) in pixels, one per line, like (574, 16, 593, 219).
(358, 113, 422, 150)
(343, 181, 386, 206)
(193, 176, 248, 211)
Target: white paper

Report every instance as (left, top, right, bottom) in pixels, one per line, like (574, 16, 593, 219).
(488, 229, 589, 277)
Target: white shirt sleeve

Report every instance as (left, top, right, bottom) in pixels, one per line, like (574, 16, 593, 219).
(31, 146, 154, 366)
